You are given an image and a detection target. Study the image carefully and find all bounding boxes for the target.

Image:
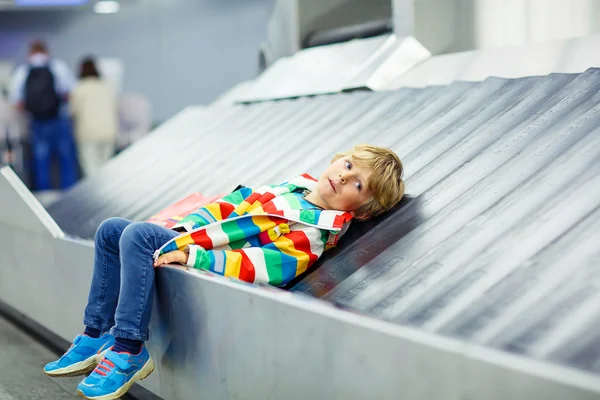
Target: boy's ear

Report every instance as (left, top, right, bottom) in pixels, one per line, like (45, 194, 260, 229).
(350, 210, 369, 220)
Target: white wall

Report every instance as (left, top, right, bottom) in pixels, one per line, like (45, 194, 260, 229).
(265, 0, 301, 61)
(471, 0, 600, 49)
(404, 0, 600, 55)
(392, 0, 414, 37)
(0, 0, 273, 122)
(413, 0, 462, 54)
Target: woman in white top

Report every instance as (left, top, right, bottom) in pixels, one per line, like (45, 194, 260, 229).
(70, 57, 118, 178)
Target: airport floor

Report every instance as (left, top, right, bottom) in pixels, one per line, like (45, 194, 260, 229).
(0, 314, 82, 400)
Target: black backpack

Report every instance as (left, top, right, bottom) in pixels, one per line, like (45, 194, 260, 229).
(24, 65, 60, 120)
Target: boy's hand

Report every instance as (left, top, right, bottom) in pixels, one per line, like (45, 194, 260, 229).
(154, 250, 188, 267)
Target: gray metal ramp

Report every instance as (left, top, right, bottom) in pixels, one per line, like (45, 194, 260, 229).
(46, 69, 600, 379)
(294, 68, 600, 375)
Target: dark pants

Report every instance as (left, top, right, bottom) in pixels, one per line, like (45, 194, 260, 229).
(30, 117, 78, 190)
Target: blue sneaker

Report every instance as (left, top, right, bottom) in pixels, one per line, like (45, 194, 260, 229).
(44, 333, 114, 377)
(77, 346, 154, 400)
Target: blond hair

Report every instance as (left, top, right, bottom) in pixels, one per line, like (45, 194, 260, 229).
(332, 144, 405, 218)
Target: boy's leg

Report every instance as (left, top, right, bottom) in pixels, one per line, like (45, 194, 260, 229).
(83, 217, 133, 333)
(113, 221, 180, 341)
(45, 217, 132, 378)
(78, 222, 179, 400)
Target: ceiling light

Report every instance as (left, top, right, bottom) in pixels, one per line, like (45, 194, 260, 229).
(16, 0, 89, 5)
(94, 0, 119, 14)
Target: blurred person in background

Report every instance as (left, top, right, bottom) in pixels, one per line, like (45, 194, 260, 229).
(9, 39, 79, 191)
(71, 56, 118, 178)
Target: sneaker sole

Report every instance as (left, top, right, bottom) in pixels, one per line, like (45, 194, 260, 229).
(76, 356, 155, 400)
(44, 349, 110, 378)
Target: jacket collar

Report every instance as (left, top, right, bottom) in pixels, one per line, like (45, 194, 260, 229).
(249, 174, 353, 231)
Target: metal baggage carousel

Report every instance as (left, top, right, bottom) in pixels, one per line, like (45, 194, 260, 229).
(1, 68, 599, 399)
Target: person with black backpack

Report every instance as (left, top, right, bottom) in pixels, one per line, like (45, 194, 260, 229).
(9, 40, 79, 191)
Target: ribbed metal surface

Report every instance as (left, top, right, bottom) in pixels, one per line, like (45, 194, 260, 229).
(49, 69, 600, 375)
(295, 68, 600, 375)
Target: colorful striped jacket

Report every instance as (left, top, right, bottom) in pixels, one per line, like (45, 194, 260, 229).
(154, 174, 353, 286)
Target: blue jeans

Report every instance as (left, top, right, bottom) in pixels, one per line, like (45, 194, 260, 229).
(83, 218, 180, 341)
(30, 117, 78, 190)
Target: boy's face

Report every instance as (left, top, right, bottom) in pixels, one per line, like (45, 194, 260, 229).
(314, 156, 373, 214)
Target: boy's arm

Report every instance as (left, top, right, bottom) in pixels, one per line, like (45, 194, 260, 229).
(185, 227, 327, 286)
(172, 187, 253, 231)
